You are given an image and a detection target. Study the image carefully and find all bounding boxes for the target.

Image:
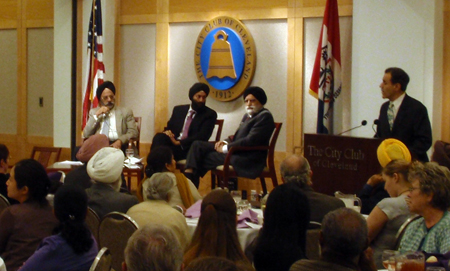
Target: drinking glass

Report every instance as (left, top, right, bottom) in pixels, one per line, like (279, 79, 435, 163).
(125, 149, 134, 167)
(396, 251, 425, 271)
(236, 200, 251, 215)
(230, 190, 242, 203)
(381, 250, 398, 271)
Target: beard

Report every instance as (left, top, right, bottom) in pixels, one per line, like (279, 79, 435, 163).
(246, 105, 262, 116)
(191, 101, 205, 111)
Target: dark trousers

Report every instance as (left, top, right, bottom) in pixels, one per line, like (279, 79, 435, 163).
(151, 133, 188, 161)
(185, 141, 227, 177)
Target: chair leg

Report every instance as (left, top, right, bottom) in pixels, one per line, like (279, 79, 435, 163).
(271, 173, 279, 188)
(259, 177, 267, 195)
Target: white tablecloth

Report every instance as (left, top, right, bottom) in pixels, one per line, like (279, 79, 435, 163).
(186, 208, 263, 250)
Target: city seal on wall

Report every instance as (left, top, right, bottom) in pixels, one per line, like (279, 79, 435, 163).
(194, 16, 256, 102)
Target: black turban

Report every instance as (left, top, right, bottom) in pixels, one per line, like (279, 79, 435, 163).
(189, 82, 210, 100)
(243, 86, 267, 105)
(96, 81, 116, 101)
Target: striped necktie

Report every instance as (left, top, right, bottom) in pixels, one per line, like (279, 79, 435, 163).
(387, 103, 394, 131)
(180, 110, 195, 140)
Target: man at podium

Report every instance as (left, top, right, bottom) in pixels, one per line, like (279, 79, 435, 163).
(375, 67, 432, 162)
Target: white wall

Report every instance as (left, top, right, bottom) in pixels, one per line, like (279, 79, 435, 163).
(351, 0, 443, 143)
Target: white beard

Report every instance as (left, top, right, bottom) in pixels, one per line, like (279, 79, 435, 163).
(246, 105, 263, 116)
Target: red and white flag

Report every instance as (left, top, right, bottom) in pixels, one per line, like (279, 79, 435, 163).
(309, 0, 342, 134)
(82, 0, 104, 130)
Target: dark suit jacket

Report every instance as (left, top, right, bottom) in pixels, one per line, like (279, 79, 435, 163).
(376, 94, 432, 162)
(225, 108, 275, 178)
(85, 183, 139, 218)
(301, 186, 345, 223)
(166, 104, 217, 150)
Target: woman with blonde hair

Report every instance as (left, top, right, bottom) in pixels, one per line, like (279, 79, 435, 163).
(183, 190, 252, 269)
(367, 159, 412, 268)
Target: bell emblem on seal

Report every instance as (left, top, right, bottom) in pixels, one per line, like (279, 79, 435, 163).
(206, 30, 237, 79)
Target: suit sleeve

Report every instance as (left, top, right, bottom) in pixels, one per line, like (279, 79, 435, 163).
(117, 108, 139, 144)
(228, 111, 275, 148)
(82, 108, 101, 139)
(179, 109, 217, 149)
(409, 105, 432, 157)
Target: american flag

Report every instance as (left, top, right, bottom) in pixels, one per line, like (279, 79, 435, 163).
(309, 0, 342, 134)
(82, 0, 104, 130)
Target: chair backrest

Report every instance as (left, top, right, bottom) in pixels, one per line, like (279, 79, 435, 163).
(305, 228, 321, 260)
(99, 212, 139, 271)
(266, 122, 282, 167)
(0, 194, 10, 216)
(86, 207, 101, 246)
(212, 119, 224, 142)
(394, 214, 421, 250)
(30, 146, 62, 168)
(131, 116, 142, 153)
(89, 247, 112, 271)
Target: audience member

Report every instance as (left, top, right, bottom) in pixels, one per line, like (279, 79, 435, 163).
(123, 224, 183, 271)
(83, 81, 138, 150)
(151, 82, 217, 161)
(127, 172, 191, 250)
(431, 140, 450, 169)
(65, 134, 110, 189)
(358, 138, 411, 214)
(0, 144, 18, 204)
(183, 190, 252, 269)
(367, 160, 412, 268)
(185, 256, 246, 271)
(280, 154, 344, 223)
(290, 208, 376, 271)
(86, 147, 138, 218)
(399, 161, 450, 253)
(139, 146, 201, 207)
(0, 159, 59, 271)
(375, 67, 432, 162)
(184, 86, 275, 187)
(20, 185, 98, 271)
(250, 183, 310, 271)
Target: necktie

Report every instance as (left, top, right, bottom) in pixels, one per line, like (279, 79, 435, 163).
(387, 103, 394, 131)
(101, 114, 110, 135)
(181, 110, 195, 140)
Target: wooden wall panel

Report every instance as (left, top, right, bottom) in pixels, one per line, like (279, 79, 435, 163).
(169, 0, 289, 14)
(25, 0, 53, 21)
(443, 0, 450, 141)
(0, 0, 17, 28)
(121, 0, 157, 16)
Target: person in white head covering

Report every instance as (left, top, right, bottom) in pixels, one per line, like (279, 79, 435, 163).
(85, 147, 139, 218)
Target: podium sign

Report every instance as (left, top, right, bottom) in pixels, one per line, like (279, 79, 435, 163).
(304, 134, 383, 196)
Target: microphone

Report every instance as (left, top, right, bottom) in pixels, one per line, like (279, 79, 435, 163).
(372, 119, 379, 134)
(337, 120, 367, 136)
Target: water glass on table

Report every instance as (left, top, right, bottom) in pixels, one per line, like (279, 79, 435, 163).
(230, 190, 242, 203)
(125, 148, 134, 167)
(382, 250, 398, 271)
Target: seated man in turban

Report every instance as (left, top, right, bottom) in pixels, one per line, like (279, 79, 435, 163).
(184, 86, 275, 188)
(85, 147, 139, 218)
(151, 82, 217, 161)
(82, 81, 138, 150)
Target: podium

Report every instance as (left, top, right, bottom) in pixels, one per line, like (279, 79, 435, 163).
(303, 134, 383, 196)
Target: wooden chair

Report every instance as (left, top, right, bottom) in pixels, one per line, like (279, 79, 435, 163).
(176, 119, 224, 171)
(30, 146, 62, 168)
(211, 122, 282, 195)
(99, 212, 139, 271)
(89, 247, 112, 271)
(129, 116, 142, 155)
(0, 194, 10, 216)
(394, 214, 421, 250)
(86, 207, 101, 246)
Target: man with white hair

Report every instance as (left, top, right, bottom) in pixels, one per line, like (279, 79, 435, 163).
(281, 154, 344, 223)
(85, 147, 138, 218)
(123, 224, 184, 271)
